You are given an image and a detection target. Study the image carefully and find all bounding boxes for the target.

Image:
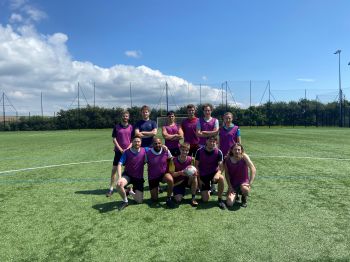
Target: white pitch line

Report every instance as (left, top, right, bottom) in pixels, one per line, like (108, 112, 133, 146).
(0, 160, 110, 175)
(252, 155, 350, 161)
(1, 155, 349, 176)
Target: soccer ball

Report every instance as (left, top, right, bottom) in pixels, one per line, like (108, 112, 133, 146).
(184, 165, 197, 176)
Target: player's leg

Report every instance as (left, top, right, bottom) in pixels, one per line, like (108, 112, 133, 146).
(106, 165, 118, 197)
(149, 179, 160, 202)
(240, 183, 250, 207)
(226, 191, 236, 207)
(162, 173, 175, 208)
(173, 183, 185, 204)
(188, 176, 198, 206)
(213, 173, 226, 209)
(116, 175, 130, 210)
(162, 173, 174, 198)
(107, 151, 122, 197)
(132, 178, 144, 204)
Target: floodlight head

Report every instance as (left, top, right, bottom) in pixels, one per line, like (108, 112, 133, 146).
(334, 50, 341, 54)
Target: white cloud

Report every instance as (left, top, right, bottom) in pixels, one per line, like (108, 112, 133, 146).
(125, 50, 142, 58)
(296, 78, 315, 82)
(9, 13, 23, 23)
(0, 24, 221, 115)
(8, 0, 47, 25)
(202, 75, 208, 81)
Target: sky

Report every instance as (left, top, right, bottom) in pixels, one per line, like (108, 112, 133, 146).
(1, 0, 350, 115)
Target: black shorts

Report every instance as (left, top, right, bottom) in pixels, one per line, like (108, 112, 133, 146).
(173, 178, 190, 196)
(113, 150, 123, 166)
(169, 147, 180, 157)
(148, 174, 166, 190)
(199, 173, 216, 191)
(123, 173, 144, 192)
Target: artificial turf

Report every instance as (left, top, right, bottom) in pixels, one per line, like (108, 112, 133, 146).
(0, 127, 349, 261)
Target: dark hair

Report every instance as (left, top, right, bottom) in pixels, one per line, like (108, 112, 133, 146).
(141, 105, 150, 112)
(187, 104, 196, 110)
(167, 111, 175, 116)
(202, 103, 213, 111)
(132, 134, 142, 140)
(206, 135, 218, 141)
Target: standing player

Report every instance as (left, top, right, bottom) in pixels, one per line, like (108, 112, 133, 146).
(195, 136, 226, 209)
(116, 135, 147, 211)
(196, 103, 219, 147)
(106, 111, 133, 197)
(162, 111, 183, 157)
(181, 104, 200, 157)
(219, 112, 241, 157)
(225, 143, 256, 208)
(147, 137, 175, 208)
(135, 105, 157, 148)
(168, 142, 198, 207)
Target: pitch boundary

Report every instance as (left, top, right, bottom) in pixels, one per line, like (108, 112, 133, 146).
(1, 155, 349, 175)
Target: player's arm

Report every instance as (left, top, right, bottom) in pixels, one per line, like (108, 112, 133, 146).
(168, 158, 185, 178)
(113, 137, 123, 152)
(141, 128, 157, 137)
(201, 119, 219, 136)
(243, 153, 256, 186)
(134, 128, 144, 138)
(237, 128, 241, 144)
(162, 126, 175, 140)
(176, 126, 184, 140)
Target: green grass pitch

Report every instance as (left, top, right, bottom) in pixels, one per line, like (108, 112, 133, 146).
(1, 127, 350, 261)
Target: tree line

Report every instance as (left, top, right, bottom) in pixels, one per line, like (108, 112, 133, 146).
(1, 99, 349, 131)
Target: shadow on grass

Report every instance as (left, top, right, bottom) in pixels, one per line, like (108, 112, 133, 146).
(227, 202, 241, 211)
(92, 201, 118, 213)
(145, 196, 179, 209)
(75, 189, 107, 195)
(195, 200, 220, 210)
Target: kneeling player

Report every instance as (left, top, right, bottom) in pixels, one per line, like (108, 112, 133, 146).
(116, 135, 146, 211)
(224, 143, 256, 208)
(195, 136, 226, 209)
(147, 137, 175, 208)
(168, 142, 198, 207)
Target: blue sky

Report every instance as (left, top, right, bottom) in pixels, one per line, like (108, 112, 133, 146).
(0, 0, 350, 114)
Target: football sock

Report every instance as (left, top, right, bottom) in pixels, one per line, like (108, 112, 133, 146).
(218, 197, 222, 202)
(109, 186, 113, 191)
(191, 194, 196, 200)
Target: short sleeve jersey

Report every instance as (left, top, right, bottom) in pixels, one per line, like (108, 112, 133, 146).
(135, 119, 157, 147)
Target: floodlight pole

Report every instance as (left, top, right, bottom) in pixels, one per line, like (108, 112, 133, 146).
(225, 81, 228, 111)
(2, 92, 5, 130)
(334, 50, 342, 127)
(166, 81, 169, 113)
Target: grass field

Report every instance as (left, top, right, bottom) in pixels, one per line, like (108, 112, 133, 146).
(1, 127, 350, 261)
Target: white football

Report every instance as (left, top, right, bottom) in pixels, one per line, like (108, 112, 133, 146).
(184, 165, 197, 176)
